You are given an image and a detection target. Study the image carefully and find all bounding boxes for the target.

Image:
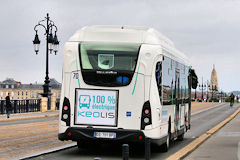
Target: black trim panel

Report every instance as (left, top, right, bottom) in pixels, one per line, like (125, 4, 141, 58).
(170, 127, 185, 140)
(58, 127, 145, 143)
(163, 98, 190, 105)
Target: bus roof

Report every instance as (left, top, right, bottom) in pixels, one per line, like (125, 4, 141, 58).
(69, 25, 174, 46)
(68, 25, 190, 66)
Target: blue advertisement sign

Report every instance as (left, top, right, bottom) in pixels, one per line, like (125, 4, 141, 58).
(75, 89, 118, 126)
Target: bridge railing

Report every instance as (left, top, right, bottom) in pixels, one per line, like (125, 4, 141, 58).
(0, 99, 41, 114)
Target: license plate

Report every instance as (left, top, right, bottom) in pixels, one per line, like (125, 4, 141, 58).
(94, 132, 116, 139)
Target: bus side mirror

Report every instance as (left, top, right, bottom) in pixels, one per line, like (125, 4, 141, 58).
(189, 69, 198, 89)
(192, 76, 198, 89)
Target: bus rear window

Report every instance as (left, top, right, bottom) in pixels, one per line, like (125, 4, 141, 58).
(79, 43, 141, 87)
(80, 43, 140, 71)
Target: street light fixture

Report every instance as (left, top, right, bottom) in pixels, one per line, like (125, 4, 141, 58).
(48, 32, 54, 53)
(53, 31, 59, 55)
(32, 13, 59, 100)
(33, 32, 40, 54)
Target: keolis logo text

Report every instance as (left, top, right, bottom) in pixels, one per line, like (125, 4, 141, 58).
(78, 111, 115, 119)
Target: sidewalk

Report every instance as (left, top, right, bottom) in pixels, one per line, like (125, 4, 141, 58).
(0, 111, 59, 122)
(184, 107, 240, 160)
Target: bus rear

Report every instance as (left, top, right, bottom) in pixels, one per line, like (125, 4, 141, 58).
(58, 42, 150, 143)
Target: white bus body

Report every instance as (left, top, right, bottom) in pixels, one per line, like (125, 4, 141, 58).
(59, 26, 194, 151)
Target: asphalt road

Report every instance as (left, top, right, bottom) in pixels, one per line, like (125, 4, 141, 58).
(0, 116, 58, 126)
(26, 103, 240, 160)
(0, 116, 72, 160)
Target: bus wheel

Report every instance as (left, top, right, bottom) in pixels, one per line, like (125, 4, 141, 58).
(161, 133, 170, 152)
(161, 120, 171, 152)
(177, 133, 184, 141)
(178, 120, 185, 141)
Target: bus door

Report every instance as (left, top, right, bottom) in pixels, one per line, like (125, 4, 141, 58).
(174, 69, 180, 132)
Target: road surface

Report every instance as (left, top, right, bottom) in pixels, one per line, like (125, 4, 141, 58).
(26, 103, 239, 160)
(0, 102, 237, 160)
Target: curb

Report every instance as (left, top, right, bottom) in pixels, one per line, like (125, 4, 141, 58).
(0, 113, 59, 122)
(18, 143, 76, 160)
(167, 107, 240, 160)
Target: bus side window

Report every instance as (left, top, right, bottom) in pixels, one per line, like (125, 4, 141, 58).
(171, 60, 176, 103)
(162, 57, 174, 105)
(155, 62, 162, 103)
(185, 66, 189, 100)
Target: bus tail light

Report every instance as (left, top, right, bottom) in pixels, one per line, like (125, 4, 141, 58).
(61, 97, 70, 126)
(144, 109, 150, 115)
(63, 105, 68, 111)
(141, 101, 152, 130)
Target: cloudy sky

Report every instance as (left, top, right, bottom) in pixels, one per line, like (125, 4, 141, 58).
(0, 0, 240, 92)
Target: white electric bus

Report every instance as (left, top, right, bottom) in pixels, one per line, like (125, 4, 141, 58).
(58, 26, 198, 151)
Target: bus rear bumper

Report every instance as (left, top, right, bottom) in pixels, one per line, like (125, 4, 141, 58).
(58, 127, 146, 143)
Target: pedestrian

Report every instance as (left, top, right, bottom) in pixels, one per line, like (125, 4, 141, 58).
(5, 93, 12, 118)
(230, 93, 234, 107)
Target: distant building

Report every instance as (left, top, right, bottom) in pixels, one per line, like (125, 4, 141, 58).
(0, 78, 61, 100)
(210, 64, 218, 91)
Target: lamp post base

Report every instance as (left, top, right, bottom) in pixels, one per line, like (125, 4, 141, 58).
(41, 83, 51, 97)
(41, 83, 52, 110)
(40, 92, 52, 110)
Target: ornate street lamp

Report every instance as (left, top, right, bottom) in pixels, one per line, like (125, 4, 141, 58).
(32, 13, 59, 99)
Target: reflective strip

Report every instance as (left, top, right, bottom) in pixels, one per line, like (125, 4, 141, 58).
(76, 58, 81, 88)
(132, 62, 140, 95)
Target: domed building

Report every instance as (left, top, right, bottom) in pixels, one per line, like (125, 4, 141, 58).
(210, 64, 218, 91)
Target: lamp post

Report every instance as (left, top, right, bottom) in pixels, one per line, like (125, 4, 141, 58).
(220, 89, 223, 102)
(195, 89, 197, 100)
(198, 77, 206, 102)
(33, 13, 59, 101)
(206, 80, 210, 101)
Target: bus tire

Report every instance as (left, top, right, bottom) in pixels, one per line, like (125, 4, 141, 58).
(161, 133, 170, 152)
(177, 133, 184, 141)
(161, 120, 171, 152)
(179, 118, 186, 140)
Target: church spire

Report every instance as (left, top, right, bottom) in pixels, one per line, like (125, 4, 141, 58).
(210, 64, 218, 91)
